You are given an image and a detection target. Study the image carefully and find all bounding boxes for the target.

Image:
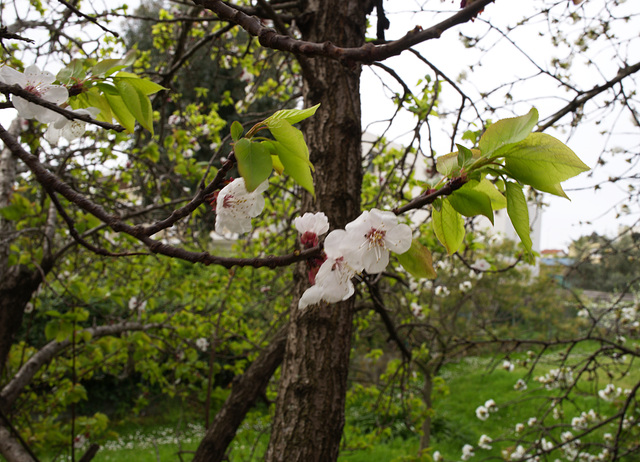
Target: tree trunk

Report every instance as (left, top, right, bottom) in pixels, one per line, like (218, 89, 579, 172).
(265, 2, 368, 460)
(0, 118, 34, 378)
(420, 370, 433, 450)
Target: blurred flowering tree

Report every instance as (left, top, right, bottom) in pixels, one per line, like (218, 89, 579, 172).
(0, 1, 638, 462)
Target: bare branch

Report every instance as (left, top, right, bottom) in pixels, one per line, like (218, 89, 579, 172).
(193, 0, 495, 65)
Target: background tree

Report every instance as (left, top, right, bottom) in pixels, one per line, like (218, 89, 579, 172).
(0, 1, 638, 462)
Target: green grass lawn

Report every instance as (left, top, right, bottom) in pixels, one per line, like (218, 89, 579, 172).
(45, 344, 638, 462)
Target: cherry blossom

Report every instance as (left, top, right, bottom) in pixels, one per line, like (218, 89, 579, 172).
(128, 296, 146, 311)
(195, 338, 209, 352)
(343, 208, 411, 273)
(45, 107, 100, 144)
(298, 230, 359, 309)
(471, 258, 491, 272)
(478, 434, 493, 450)
(0, 65, 69, 123)
(294, 212, 329, 247)
(215, 177, 269, 236)
(475, 405, 489, 420)
(461, 444, 475, 461)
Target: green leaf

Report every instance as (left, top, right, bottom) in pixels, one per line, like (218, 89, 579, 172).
(115, 78, 154, 134)
(91, 58, 125, 77)
(473, 178, 507, 210)
(265, 119, 312, 167)
(479, 108, 538, 158)
(436, 149, 481, 176)
(0, 193, 32, 220)
(234, 139, 272, 192)
(84, 88, 113, 122)
(505, 182, 533, 254)
(271, 155, 284, 174)
(456, 144, 474, 167)
(501, 132, 589, 198)
(270, 140, 315, 197)
(396, 239, 437, 279)
(103, 90, 136, 132)
(230, 121, 244, 141)
(432, 198, 465, 255)
(116, 73, 167, 95)
(265, 103, 320, 125)
(44, 322, 58, 341)
(448, 180, 494, 224)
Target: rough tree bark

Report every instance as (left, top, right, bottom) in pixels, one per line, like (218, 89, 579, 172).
(264, 1, 369, 460)
(0, 118, 36, 378)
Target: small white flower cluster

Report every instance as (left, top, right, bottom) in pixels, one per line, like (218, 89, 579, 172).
(459, 280, 473, 292)
(128, 296, 147, 311)
(514, 378, 527, 391)
(502, 359, 515, 372)
(502, 445, 527, 461)
(598, 383, 621, 402)
(461, 443, 475, 461)
(475, 398, 498, 421)
(535, 367, 574, 390)
(297, 209, 411, 309)
(571, 409, 599, 431)
(559, 430, 583, 460)
(478, 434, 492, 450)
(435, 285, 450, 297)
(0, 65, 99, 143)
(195, 337, 209, 352)
(577, 298, 640, 333)
(410, 302, 425, 319)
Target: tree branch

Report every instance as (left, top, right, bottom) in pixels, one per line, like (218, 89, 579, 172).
(1, 322, 165, 410)
(0, 124, 322, 269)
(538, 59, 640, 132)
(192, 0, 495, 65)
(0, 83, 125, 132)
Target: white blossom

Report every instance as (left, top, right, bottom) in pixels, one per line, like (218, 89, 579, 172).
(435, 285, 450, 297)
(433, 451, 442, 462)
(484, 399, 498, 412)
(410, 302, 425, 319)
(478, 434, 493, 450)
(128, 296, 146, 311)
(44, 107, 100, 144)
(515, 423, 525, 433)
(511, 445, 526, 461)
(342, 208, 411, 273)
(215, 177, 268, 236)
(514, 378, 528, 391)
(298, 230, 359, 309)
(502, 360, 515, 372)
(471, 258, 490, 271)
(459, 280, 472, 292)
(0, 65, 68, 122)
(598, 383, 621, 402)
(475, 405, 489, 421)
(528, 417, 538, 426)
(294, 212, 330, 245)
(195, 337, 209, 352)
(461, 444, 475, 461)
